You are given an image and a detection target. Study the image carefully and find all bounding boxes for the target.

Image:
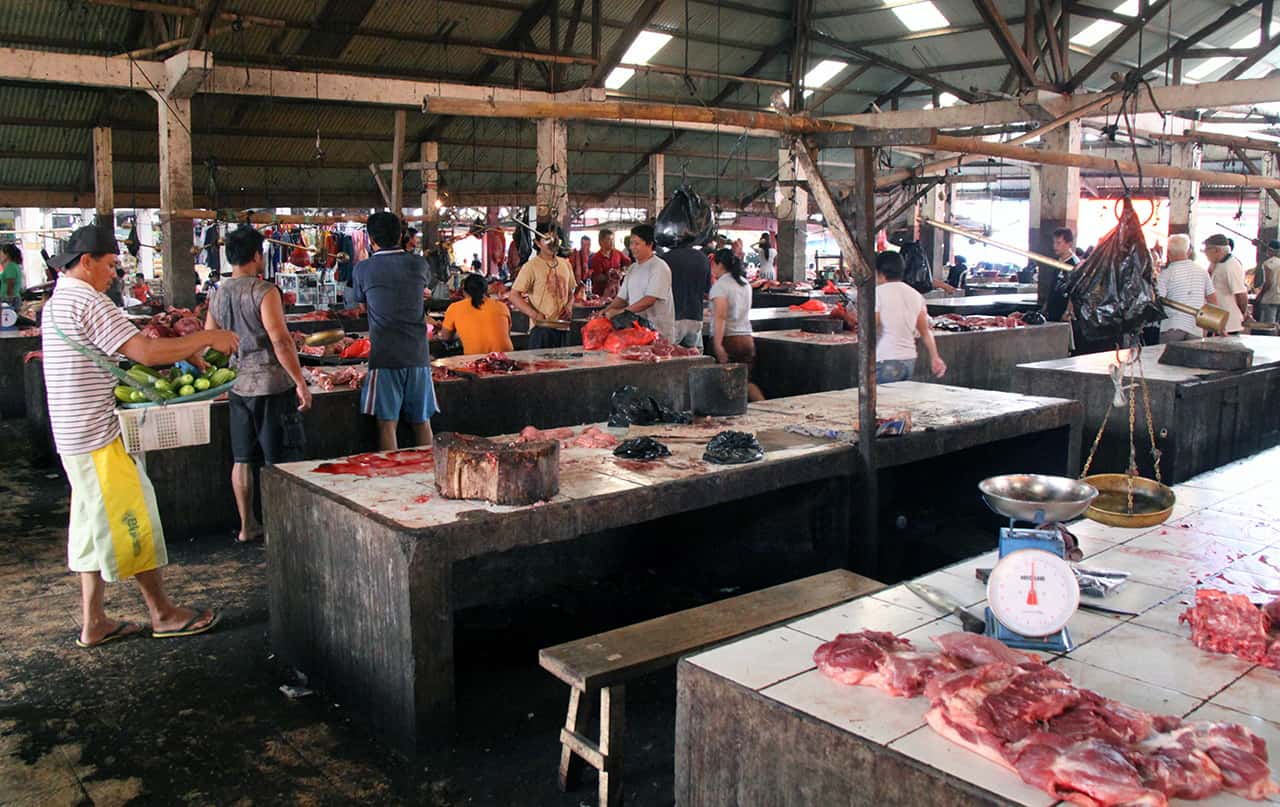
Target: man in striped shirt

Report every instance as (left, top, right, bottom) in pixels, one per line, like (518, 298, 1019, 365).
(1155, 234, 1218, 343)
(42, 225, 240, 648)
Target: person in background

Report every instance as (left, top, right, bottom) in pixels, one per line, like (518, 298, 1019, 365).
(708, 247, 763, 402)
(105, 267, 125, 306)
(205, 226, 312, 544)
(1252, 240, 1280, 325)
(439, 273, 513, 355)
(349, 212, 437, 451)
(664, 240, 712, 348)
(570, 235, 592, 286)
(130, 272, 151, 302)
(732, 238, 746, 263)
(1043, 227, 1078, 323)
(754, 232, 776, 281)
(2, 243, 23, 307)
(401, 227, 419, 253)
(588, 228, 630, 298)
(874, 250, 947, 384)
(42, 224, 238, 647)
(945, 255, 968, 290)
(1203, 233, 1249, 334)
(471, 253, 482, 273)
(1155, 234, 1218, 343)
(603, 224, 676, 343)
(511, 222, 575, 349)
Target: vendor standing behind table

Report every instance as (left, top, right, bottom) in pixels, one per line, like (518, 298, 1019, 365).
(42, 224, 239, 647)
(602, 224, 677, 343)
(439, 273, 513, 355)
(2, 243, 24, 307)
(1203, 233, 1249, 334)
(205, 226, 312, 545)
(664, 242, 711, 348)
(708, 247, 763, 402)
(348, 213, 438, 452)
(588, 228, 631, 298)
(754, 232, 776, 281)
(874, 250, 947, 384)
(1155, 234, 1218, 343)
(1043, 228, 1079, 323)
(1252, 240, 1280, 325)
(510, 222, 576, 349)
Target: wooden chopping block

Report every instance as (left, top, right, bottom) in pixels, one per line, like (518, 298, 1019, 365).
(800, 318, 843, 334)
(1158, 338, 1254, 371)
(433, 432, 560, 505)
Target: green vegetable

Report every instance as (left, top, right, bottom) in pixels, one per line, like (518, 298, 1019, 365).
(130, 390, 146, 403)
(204, 349, 229, 369)
(178, 384, 195, 397)
(155, 387, 177, 401)
(114, 385, 134, 403)
(210, 368, 236, 386)
(177, 373, 194, 387)
(127, 367, 155, 386)
(194, 377, 211, 391)
(154, 379, 173, 392)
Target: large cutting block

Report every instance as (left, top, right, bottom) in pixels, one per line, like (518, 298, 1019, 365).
(1158, 338, 1254, 371)
(434, 432, 560, 505)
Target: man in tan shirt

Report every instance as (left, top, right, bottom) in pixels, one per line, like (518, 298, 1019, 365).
(511, 222, 575, 349)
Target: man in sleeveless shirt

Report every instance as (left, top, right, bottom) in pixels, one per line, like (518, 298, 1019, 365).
(206, 226, 312, 544)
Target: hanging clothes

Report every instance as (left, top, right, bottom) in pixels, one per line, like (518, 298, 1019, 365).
(201, 222, 221, 274)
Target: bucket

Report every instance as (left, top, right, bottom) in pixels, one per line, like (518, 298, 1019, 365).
(689, 363, 748, 416)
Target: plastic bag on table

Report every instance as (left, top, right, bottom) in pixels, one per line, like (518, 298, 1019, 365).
(608, 385, 692, 427)
(582, 316, 614, 350)
(603, 323, 659, 353)
(608, 310, 644, 330)
(613, 437, 671, 461)
(1064, 197, 1162, 345)
(655, 185, 716, 248)
(703, 431, 764, 465)
(899, 241, 935, 295)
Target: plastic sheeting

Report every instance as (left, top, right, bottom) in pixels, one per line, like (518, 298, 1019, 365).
(655, 185, 716, 248)
(1065, 197, 1162, 345)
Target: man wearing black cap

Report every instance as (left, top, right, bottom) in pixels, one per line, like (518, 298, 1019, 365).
(1203, 233, 1248, 334)
(42, 225, 240, 648)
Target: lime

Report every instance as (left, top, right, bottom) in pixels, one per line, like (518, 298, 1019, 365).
(179, 384, 196, 396)
(178, 373, 194, 387)
(194, 377, 211, 391)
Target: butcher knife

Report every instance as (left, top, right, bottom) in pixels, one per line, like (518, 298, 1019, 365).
(903, 583, 986, 634)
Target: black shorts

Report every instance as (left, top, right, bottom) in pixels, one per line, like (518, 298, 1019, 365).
(229, 390, 306, 465)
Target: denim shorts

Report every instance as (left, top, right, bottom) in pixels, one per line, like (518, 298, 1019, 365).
(875, 359, 915, 384)
(360, 366, 439, 423)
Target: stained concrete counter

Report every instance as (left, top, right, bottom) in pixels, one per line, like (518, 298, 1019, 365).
(263, 382, 1081, 750)
(926, 294, 1039, 316)
(1013, 336, 1280, 482)
(751, 323, 1070, 397)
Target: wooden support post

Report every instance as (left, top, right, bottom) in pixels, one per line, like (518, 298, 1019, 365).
(1034, 122, 1080, 306)
(421, 141, 440, 247)
(853, 146, 879, 578)
(1261, 151, 1280, 249)
(91, 126, 113, 228)
(369, 163, 391, 207)
(537, 118, 569, 233)
(558, 687, 591, 791)
(1168, 140, 1201, 239)
(598, 685, 625, 807)
(154, 94, 195, 309)
(920, 182, 948, 280)
(647, 153, 665, 221)
(776, 146, 809, 283)
(391, 109, 406, 215)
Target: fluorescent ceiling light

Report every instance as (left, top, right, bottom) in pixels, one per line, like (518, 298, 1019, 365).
(888, 1, 949, 32)
(604, 30, 673, 90)
(1070, 0, 1138, 48)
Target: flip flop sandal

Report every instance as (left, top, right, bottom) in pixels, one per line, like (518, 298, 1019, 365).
(152, 610, 220, 639)
(75, 621, 142, 649)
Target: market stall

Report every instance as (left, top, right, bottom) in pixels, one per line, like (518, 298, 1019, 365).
(752, 322, 1070, 396)
(926, 294, 1040, 317)
(261, 382, 1081, 751)
(0, 330, 40, 418)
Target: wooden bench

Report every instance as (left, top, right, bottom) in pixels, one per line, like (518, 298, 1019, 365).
(538, 569, 884, 806)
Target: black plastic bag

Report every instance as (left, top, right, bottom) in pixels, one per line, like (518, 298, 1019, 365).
(608, 310, 644, 330)
(1022, 310, 1046, 325)
(899, 241, 934, 294)
(1064, 198, 1162, 345)
(703, 431, 764, 465)
(513, 210, 534, 267)
(613, 437, 671, 461)
(425, 246, 451, 288)
(655, 185, 716, 248)
(608, 385, 692, 427)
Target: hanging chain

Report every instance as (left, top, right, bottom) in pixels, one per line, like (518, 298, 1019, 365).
(1138, 359, 1163, 485)
(1080, 397, 1114, 478)
(1126, 356, 1138, 514)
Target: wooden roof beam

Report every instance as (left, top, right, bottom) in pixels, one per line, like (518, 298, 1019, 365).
(1067, 0, 1172, 91)
(585, 0, 666, 87)
(971, 0, 1045, 89)
(1108, 0, 1263, 90)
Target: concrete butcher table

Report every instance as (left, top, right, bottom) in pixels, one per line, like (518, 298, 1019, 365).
(285, 314, 368, 334)
(964, 282, 1038, 296)
(0, 330, 40, 418)
(559, 307, 833, 346)
(926, 294, 1039, 317)
(1013, 336, 1280, 483)
(262, 382, 1081, 751)
(676, 448, 1280, 806)
(751, 323, 1070, 397)
(751, 289, 840, 309)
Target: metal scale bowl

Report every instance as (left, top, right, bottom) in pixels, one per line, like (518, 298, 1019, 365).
(978, 475, 1099, 653)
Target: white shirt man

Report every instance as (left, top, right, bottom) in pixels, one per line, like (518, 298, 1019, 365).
(603, 225, 676, 343)
(1156, 234, 1217, 342)
(1203, 235, 1248, 334)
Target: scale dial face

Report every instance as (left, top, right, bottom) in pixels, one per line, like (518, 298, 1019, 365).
(987, 548, 1079, 638)
(0, 306, 16, 328)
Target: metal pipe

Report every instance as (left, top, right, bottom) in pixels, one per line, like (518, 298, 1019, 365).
(921, 217, 1073, 269)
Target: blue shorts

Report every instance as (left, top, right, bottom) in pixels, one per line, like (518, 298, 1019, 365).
(360, 367, 439, 423)
(875, 359, 915, 384)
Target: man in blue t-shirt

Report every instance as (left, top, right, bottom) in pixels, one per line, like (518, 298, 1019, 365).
(349, 212, 438, 450)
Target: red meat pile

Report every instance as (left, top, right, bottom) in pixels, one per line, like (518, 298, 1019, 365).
(1180, 588, 1280, 669)
(814, 630, 1278, 805)
(932, 312, 1030, 331)
(616, 339, 702, 362)
(313, 448, 433, 477)
(303, 365, 367, 391)
(514, 424, 619, 449)
(582, 316, 615, 350)
(789, 299, 830, 313)
(139, 306, 203, 339)
(460, 352, 525, 374)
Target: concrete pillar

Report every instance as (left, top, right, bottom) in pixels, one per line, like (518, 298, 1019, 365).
(391, 110, 406, 216)
(1258, 151, 1279, 249)
(18, 207, 43, 287)
(536, 119, 569, 234)
(648, 153, 665, 221)
(1168, 141, 1201, 240)
(1034, 121, 1080, 306)
(920, 184, 948, 280)
(420, 141, 439, 247)
(92, 126, 113, 228)
(136, 208, 155, 279)
(776, 147, 809, 282)
(155, 94, 195, 309)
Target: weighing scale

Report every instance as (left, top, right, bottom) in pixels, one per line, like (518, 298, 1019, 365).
(978, 475, 1099, 653)
(0, 303, 16, 330)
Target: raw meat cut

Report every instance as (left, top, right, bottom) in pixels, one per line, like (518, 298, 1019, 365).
(459, 352, 525, 374)
(1011, 736, 1165, 807)
(313, 448, 433, 477)
(1135, 720, 1279, 802)
(564, 426, 618, 449)
(1179, 588, 1273, 665)
(931, 632, 1043, 669)
(304, 365, 367, 391)
(516, 425, 575, 442)
(813, 631, 960, 697)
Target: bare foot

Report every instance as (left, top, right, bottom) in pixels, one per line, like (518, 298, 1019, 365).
(236, 530, 264, 544)
(152, 607, 217, 636)
(79, 619, 144, 648)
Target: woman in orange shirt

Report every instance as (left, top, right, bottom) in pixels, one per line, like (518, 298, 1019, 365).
(439, 273, 514, 355)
